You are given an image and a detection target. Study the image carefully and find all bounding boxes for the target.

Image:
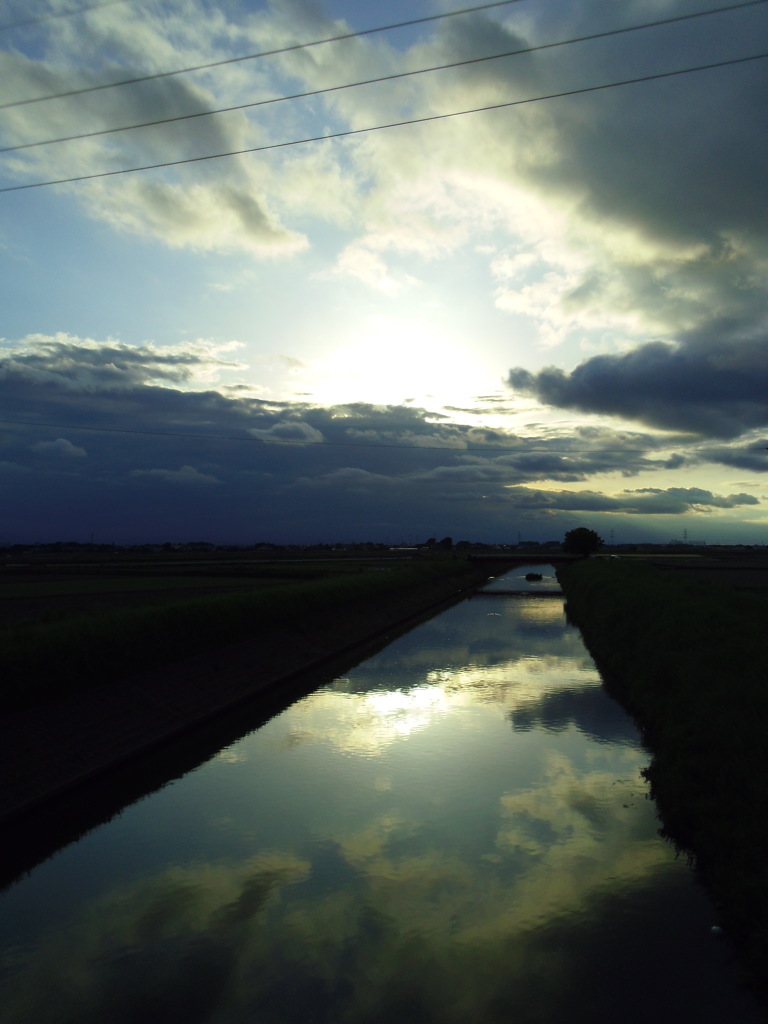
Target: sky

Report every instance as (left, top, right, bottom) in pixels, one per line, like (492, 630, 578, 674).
(2, 0, 768, 546)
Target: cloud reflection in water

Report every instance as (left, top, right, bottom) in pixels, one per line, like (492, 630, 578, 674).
(0, 594, 758, 1023)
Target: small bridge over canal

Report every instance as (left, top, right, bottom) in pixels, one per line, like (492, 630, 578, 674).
(475, 561, 563, 597)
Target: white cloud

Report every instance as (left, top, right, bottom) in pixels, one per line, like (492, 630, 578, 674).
(326, 244, 417, 294)
(30, 437, 87, 458)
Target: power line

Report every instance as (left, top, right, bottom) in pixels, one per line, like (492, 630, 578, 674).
(3, 0, 763, 156)
(0, 0, 529, 110)
(0, 418, 729, 455)
(2, 50, 766, 194)
(0, 0, 131, 33)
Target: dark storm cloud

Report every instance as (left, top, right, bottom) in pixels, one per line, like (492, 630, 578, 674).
(624, 487, 758, 513)
(0, 339, 759, 544)
(502, 485, 757, 515)
(509, 326, 768, 439)
(0, 336, 243, 390)
(427, 7, 536, 91)
(552, 58, 768, 252)
(702, 440, 768, 474)
(521, 2, 768, 254)
(495, 2, 768, 442)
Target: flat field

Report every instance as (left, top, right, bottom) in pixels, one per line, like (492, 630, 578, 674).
(0, 551, 494, 712)
(0, 552, 399, 628)
(644, 552, 768, 594)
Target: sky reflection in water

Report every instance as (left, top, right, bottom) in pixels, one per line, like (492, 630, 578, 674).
(0, 572, 762, 1023)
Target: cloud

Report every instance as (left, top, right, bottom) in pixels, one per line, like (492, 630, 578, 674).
(5, 0, 768, 342)
(131, 465, 220, 485)
(0, 334, 245, 391)
(0, 5, 307, 256)
(501, 485, 759, 516)
(266, 0, 768, 363)
(623, 487, 759, 513)
(310, 3, 768, 339)
(88, 179, 308, 256)
(0, 336, 763, 543)
(508, 325, 768, 439)
(700, 440, 768, 475)
(325, 244, 418, 294)
(30, 437, 86, 458)
(248, 421, 325, 443)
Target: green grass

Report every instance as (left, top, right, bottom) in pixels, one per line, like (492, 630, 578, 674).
(557, 558, 768, 992)
(0, 560, 422, 630)
(0, 558, 491, 712)
(0, 577, 270, 599)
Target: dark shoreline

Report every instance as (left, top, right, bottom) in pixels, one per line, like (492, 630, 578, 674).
(556, 558, 768, 1006)
(1, 558, 503, 890)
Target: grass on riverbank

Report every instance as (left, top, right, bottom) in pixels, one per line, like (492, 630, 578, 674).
(0, 559, 416, 628)
(1, 558, 492, 712)
(556, 558, 768, 990)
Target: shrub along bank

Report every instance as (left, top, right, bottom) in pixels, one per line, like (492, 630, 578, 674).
(556, 558, 768, 992)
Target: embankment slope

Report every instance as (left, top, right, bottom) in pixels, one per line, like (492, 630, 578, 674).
(0, 558, 500, 830)
(557, 558, 768, 994)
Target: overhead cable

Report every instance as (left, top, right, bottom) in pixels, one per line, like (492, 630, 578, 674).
(2, 0, 764, 156)
(0, 0, 529, 110)
(2, 50, 766, 194)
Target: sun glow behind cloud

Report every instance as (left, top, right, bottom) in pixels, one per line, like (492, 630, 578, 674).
(304, 314, 495, 407)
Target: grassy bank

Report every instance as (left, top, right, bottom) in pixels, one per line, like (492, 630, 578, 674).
(1, 557, 495, 712)
(556, 558, 768, 990)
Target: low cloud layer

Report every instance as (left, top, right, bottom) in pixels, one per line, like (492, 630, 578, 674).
(1, 337, 764, 544)
(509, 326, 768, 439)
(502, 485, 758, 516)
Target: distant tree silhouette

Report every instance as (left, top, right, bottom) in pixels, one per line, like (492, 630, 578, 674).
(562, 527, 603, 556)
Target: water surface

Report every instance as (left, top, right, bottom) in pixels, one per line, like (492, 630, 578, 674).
(0, 568, 762, 1022)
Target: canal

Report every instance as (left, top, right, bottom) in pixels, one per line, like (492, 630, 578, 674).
(0, 566, 763, 1022)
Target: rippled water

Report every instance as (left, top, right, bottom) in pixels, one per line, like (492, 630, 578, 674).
(0, 568, 762, 1022)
